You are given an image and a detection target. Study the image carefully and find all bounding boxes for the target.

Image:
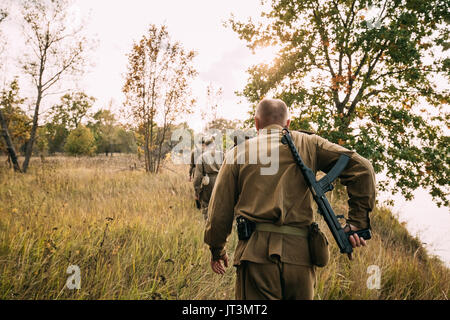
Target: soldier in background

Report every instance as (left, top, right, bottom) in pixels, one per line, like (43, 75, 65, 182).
(204, 98, 375, 300)
(193, 137, 223, 221)
(189, 137, 206, 182)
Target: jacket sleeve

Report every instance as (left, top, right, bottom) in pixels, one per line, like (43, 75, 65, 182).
(204, 150, 239, 260)
(193, 158, 203, 195)
(313, 135, 376, 230)
(189, 151, 195, 177)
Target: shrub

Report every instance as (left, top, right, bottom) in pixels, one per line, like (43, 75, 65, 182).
(64, 126, 96, 156)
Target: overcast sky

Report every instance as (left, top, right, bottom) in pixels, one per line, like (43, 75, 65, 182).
(1, 0, 279, 131)
(74, 0, 270, 132)
(70, 0, 278, 132)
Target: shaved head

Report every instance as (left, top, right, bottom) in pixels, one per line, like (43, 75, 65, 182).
(255, 98, 289, 129)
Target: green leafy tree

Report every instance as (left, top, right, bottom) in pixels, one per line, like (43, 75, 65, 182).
(88, 109, 117, 155)
(87, 109, 137, 155)
(205, 117, 245, 150)
(114, 127, 137, 154)
(44, 92, 95, 154)
(50, 92, 95, 130)
(44, 122, 69, 154)
(206, 117, 243, 131)
(35, 126, 49, 157)
(230, 0, 449, 206)
(64, 125, 96, 156)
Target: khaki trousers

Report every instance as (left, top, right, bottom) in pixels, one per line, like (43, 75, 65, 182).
(235, 259, 316, 300)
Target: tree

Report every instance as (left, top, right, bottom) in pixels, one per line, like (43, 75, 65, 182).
(64, 125, 96, 156)
(87, 108, 138, 155)
(20, 0, 92, 172)
(44, 122, 69, 154)
(88, 109, 118, 155)
(206, 117, 242, 132)
(0, 80, 30, 172)
(230, 0, 450, 206)
(114, 127, 137, 154)
(35, 126, 49, 157)
(43, 92, 95, 154)
(123, 24, 197, 173)
(0, 8, 23, 172)
(205, 117, 244, 150)
(49, 92, 95, 130)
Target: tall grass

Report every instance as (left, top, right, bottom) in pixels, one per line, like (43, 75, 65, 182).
(0, 155, 448, 299)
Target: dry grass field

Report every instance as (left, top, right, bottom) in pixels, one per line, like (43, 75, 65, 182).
(0, 155, 448, 300)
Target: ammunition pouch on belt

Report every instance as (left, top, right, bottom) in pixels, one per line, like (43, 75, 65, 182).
(308, 222, 330, 267)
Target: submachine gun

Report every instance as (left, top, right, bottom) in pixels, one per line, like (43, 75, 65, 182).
(281, 128, 372, 255)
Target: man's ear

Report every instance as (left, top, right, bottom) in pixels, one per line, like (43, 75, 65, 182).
(285, 119, 291, 129)
(255, 117, 260, 131)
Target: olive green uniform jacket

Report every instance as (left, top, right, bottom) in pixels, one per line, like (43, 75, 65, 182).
(193, 149, 223, 218)
(204, 124, 376, 267)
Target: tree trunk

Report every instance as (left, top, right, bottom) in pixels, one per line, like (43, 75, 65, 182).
(149, 115, 154, 173)
(155, 122, 168, 174)
(22, 90, 42, 173)
(0, 108, 22, 172)
(144, 120, 150, 172)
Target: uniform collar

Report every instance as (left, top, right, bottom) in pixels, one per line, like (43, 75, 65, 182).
(259, 124, 284, 135)
(263, 124, 284, 130)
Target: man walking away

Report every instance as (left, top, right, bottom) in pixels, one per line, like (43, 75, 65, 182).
(193, 137, 224, 221)
(204, 99, 376, 300)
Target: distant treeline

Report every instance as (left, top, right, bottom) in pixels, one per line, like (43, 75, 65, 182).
(0, 82, 193, 159)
